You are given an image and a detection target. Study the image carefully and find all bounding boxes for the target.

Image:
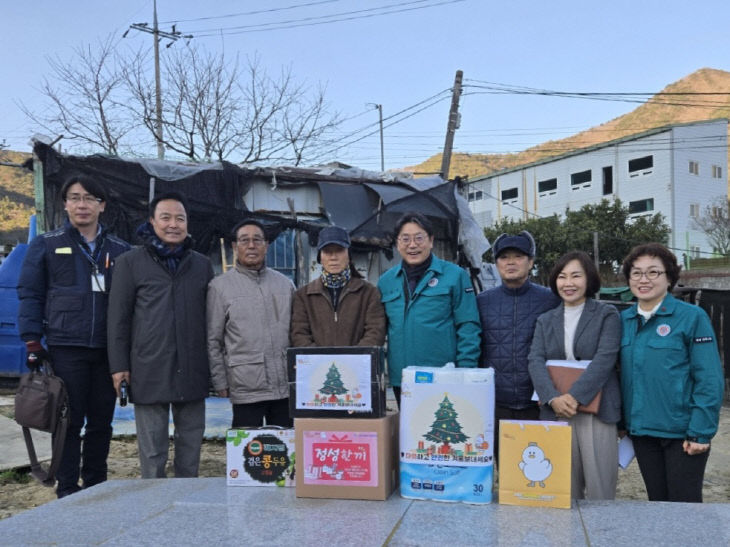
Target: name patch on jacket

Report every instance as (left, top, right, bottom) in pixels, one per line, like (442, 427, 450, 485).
(465, 287, 474, 293)
(694, 336, 714, 344)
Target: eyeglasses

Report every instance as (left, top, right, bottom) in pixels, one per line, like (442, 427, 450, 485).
(66, 194, 102, 204)
(237, 237, 266, 247)
(397, 233, 428, 246)
(629, 269, 666, 281)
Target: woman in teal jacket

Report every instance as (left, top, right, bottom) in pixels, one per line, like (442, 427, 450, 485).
(620, 243, 724, 502)
(377, 212, 481, 406)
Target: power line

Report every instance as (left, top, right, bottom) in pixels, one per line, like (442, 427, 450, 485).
(190, 0, 465, 36)
(462, 83, 730, 109)
(309, 91, 450, 161)
(160, 0, 344, 24)
(465, 78, 730, 95)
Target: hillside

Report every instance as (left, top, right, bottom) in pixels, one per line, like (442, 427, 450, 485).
(410, 67, 730, 180)
(0, 150, 33, 245)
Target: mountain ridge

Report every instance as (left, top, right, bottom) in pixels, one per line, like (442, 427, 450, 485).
(409, 67, 730, 180)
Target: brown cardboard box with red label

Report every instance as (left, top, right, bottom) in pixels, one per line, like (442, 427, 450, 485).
(295, 411, 399, 500)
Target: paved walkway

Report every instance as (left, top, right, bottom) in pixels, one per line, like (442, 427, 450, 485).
(0, 478, 728, 546)
(0, 396, 232, 472)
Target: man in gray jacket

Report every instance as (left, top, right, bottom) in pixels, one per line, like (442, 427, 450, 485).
(108, 192, 213, 478)
(207, 219, 295, 427)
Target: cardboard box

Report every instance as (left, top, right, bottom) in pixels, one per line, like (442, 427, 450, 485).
(226, 428, 296, 487)
(295, 411, 399, 500)
(399, 366, 495, 504)
(287, 346, 386, 418)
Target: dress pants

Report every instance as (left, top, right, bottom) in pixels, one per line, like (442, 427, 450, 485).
(568, 412, 618, 500)
(631, 435, 709, 502)
(134, 399, 205, 478)
(232, 398, 291, 428)
(49, 346, 116, 498)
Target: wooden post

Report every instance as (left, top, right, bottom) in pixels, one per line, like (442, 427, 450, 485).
(440, 70, 463, 180)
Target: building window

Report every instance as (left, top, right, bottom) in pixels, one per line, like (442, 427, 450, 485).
(628, 155, 653, 174)
(501, 188, 518, 201)
(602, 166, 613, 195)
(570, 169, 591, 189)
(266, 229, 296, 282)
(538, 178, 557, 193)
(468, 190, 483, 202)
(689, 161, 699, 175)
(712, 165, 723, 179)
(629, 198, 654, 214)
(689, 203, 700, 217)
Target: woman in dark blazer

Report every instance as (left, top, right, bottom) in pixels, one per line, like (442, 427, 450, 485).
(528, 251, 621, 500)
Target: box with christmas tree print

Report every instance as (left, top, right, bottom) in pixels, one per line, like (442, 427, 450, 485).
(287, 346, 386, 418)
(399, 366, 495, 504)
(226, 427, 296, 487)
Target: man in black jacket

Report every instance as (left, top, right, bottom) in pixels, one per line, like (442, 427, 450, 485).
(17, 175, 130, 498)
(108, 192, 213, 479)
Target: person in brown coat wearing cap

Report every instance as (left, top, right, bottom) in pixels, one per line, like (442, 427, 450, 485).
(291, 226, 385, 348)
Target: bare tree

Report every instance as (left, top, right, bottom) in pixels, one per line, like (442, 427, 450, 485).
(125, 47, 340, 164)
(26, 39, 341, 165)
(237, 59, 341, 166)
(125, 46, 241, 161)
(693, 196, 730, 255)
(21, 37, 136, 155)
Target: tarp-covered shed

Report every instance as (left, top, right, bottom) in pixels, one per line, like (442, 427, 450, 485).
(31, 141, 489, 285)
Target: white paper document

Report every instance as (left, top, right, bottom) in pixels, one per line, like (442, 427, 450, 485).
(618, 435, 635, 469)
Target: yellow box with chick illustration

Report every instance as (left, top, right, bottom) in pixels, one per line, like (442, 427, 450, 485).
(498, 420, 571, 508)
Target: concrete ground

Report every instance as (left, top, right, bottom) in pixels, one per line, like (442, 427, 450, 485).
(0, 478, 729, 546)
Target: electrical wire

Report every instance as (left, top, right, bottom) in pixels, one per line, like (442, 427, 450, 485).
(190, 0, 465, 36)
(309, 92, 450, 161)
(159, 0, 344, 24)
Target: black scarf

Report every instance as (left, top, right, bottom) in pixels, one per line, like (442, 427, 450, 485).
(136, 222, 192, 274)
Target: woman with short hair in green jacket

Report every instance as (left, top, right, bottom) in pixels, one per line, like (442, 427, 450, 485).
(620, 243, 724, 502)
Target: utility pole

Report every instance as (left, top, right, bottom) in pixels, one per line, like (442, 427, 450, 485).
(152, 1, 163, 160)
(367, 103, 385, 171)
(440, 70, 463, 180)
(593, 231, 600, 271)
(124, 0, 192, 159)
(376, 104, 384, 172)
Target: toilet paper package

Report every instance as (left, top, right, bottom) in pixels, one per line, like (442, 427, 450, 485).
(399, 365, 495, 504)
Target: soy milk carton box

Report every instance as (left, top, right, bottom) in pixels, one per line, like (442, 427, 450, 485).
(226, 428, 296, 486)
(399, 365, 494, 504)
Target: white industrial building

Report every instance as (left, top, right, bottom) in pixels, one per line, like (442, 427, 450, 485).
(467, 119, 728, 257)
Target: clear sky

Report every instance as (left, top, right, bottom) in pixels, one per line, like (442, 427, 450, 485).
(2, 0, 729, 171)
